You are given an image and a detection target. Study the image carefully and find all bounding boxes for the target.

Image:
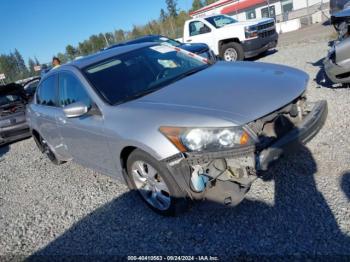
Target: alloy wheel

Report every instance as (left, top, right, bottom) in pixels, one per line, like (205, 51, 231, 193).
(131, 160, 171, 211)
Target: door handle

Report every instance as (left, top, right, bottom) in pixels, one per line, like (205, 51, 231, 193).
(186, 39, 192, 42)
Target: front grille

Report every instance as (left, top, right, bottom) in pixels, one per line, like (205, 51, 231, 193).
(257, 22, 275, 31)
(258, 29, 276, 38)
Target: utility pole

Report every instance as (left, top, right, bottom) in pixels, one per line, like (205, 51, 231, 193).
(306, 0, 310, 25)
(103, 34, 110, 47)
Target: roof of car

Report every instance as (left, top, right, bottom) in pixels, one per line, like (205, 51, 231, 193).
(105, 35, 162, 50)
(67, 42, 156, 69)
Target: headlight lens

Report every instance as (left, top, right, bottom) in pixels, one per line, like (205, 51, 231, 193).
(245, 26, 258, 39)
(160, 126, 252, 152)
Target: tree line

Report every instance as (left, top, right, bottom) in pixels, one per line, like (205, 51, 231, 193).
(0, 49, 40, 84)
(56, 0, 218, 63)
(0, 0, 218, 84)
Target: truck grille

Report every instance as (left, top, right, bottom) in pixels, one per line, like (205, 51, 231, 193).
(257, 21, 275, 31)
(258, 29, 276, 38)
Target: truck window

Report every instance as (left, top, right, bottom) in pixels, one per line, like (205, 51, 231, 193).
(189, 21, 211, 36)
(205, 15, 237, 28)
(246, 9, 256, 20)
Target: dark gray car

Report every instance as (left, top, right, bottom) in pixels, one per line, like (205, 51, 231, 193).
(0, 83, 31, 145)
(27, 43, 327, 215)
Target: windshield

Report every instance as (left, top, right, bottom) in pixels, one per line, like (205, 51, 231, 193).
(205, 15, 237, 28)
(84, 45, 209, 105)
(156, 36, 182, 47)
(0, 95, 21, 106)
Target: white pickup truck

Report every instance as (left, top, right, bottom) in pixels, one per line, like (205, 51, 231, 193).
(181, 14, 278, 61)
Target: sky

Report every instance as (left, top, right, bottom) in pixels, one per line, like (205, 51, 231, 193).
(1, 0, 192, 64)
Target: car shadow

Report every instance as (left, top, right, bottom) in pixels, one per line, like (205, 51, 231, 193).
(29, 124, 350, 258)
(0, 144, 9, 160)
(341, 171, 350, 201)
(310, 57, 335, 88)
(246, 49, 278, 61)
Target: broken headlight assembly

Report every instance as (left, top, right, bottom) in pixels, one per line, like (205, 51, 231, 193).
(328, 47, 336, 64)
(159, 126, 252, 152)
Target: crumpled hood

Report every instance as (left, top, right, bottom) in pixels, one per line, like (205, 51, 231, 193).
(137, 62, 308, 125)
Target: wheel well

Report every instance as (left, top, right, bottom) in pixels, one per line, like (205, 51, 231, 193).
(120, 146, 137, 169)
(32, 129, 44, 152)
(32, 129, 41, 143)
(219, 38, 240, 49)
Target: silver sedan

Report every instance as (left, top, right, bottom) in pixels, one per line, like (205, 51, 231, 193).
(27, 43, 327, 215)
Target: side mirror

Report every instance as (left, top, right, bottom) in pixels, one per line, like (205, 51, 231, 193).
(63, 102, 88, 118)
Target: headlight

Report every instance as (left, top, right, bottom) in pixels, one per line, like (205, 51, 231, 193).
(245, 26, 258, 39)
(159, 126, 252, 152)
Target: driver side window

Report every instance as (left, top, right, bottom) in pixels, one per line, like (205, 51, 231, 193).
(58, 72, 91, 108)
(189, 21, 211, 36)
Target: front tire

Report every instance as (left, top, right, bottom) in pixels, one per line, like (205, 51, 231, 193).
(126, 149, 188, 216)
(33, 134, 64, 165)
(220, 42, 244, 61)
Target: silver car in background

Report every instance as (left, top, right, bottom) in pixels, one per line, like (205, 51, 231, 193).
(27, 43, 327, 215)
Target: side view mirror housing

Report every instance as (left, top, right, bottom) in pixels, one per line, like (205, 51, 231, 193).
(63, 102, 88, 118)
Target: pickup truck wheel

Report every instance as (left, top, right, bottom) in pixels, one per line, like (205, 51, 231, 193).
(221, 42, 244, 61)
(127, 149, 188, 216)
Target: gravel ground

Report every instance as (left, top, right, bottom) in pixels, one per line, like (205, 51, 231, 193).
(1, 24, 350, 259)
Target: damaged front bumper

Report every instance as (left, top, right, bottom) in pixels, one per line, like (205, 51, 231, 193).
(163, 100, 328, 206)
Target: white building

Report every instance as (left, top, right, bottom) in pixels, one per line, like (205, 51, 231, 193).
(190, 0, 330, 22)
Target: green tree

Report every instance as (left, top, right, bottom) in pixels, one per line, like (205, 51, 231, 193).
(160, 8, 167, 22)
(13, 49, 28, 78)
(166, 0, 178, 17)
(204, 0, 217, 5)
(191, 0, 204, 12)
(66, 45, 78, 61)
(105, 32, 115, 45)
(131, 25, 143, 38)
(28, 58, 36, 76)
(114, 29, 126, 42)
(56, 52, 68, 64)
(34, 57, 40, 66)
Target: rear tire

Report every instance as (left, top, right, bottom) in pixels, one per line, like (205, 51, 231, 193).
(126, 149, 188, 216)
(220, 42, 244, 61)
